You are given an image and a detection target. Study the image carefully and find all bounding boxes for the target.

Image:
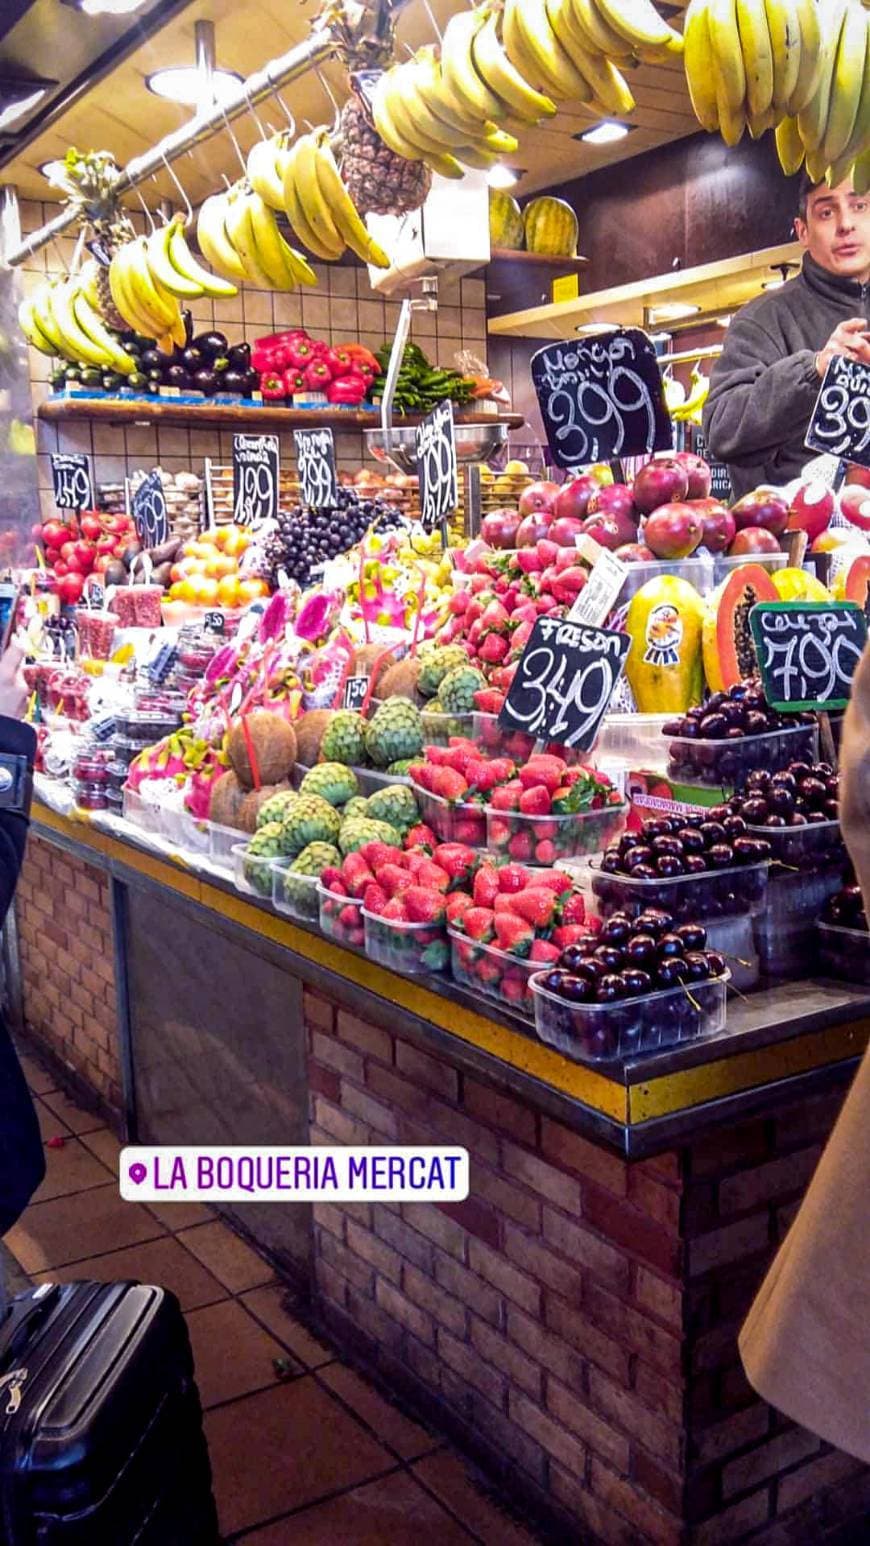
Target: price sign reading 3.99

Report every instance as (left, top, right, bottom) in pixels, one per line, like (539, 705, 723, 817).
(531, 329, 672, 470)
(749, 601, 868, 711)
(498, 616, 630, 752)
(416, 399, 458, 532)
(233, 433, 279, 528)
(293, 427, 338, 509)
(805, 355, 870, 468)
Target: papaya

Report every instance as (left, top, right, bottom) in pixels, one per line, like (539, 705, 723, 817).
(702, 565, 779, 692)
(771, 568, 831, 602)
(625, 576, 705, 713)
(844, 553, 870, 619)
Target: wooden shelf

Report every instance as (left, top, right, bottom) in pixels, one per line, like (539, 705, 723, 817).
(38, 398, 524, 433)
(488, 249, 589, 270)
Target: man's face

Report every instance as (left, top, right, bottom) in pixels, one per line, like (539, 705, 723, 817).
(795, 181, 870, 282)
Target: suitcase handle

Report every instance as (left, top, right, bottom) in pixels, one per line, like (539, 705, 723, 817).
(0, 1283, 62, 1363)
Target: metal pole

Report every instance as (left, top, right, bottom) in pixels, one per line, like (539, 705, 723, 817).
(195, 19, 216, 111)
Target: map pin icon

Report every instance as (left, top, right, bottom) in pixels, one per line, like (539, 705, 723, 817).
(128, 1162, 147, 1185)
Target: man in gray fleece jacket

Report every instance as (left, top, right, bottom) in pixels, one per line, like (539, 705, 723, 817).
(703, 175, 870, 499)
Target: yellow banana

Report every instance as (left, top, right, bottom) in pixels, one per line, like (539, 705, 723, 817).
(788, 0, 824, 113)
(196, 195, 248, 282)
(672, 365, 710, 422)
(470, 10, 558, 124)
(223, 192, 275, 287)
(108, 250, 151, 338)
(853, 145, 870, 193)
(568, 0, 634, 58)
(167, 218, 237, 299)
(765, 0, 803, 115)
(591, 0, 679, 50)
(775, 113, 806, 171)
(736, 0, 774, 121)
(821, 0, 867, 165)
(245, 192, 300, 289)
(71, 287, 135, 374)
(48, 280, 113, 368)
(381, 77, 455, 158)
(145, 218, 201, 300)
(716, 79, 746, 144)
(125, 237, 183, 331)
(294, 134, 349, 258)
(797, 0, 846, 153)
(504, 0, 590, 100)
(748, 103, 778, 136)
(282, 139, 345, 258)
(708, 0, 748, 121)
(553, 7, 636, 114)
(840, 31, 870, 164)
(440, 8, 507, 122)
(18, 295, 57, 356)
(684, 0, 721, 133)
(311, 129, 390, 267)
(246, 136, 287, 210)
(412, 46, 484, 134)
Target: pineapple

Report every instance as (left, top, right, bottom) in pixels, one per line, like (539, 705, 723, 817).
(339, 94, 431, 217)
(55, 149, 136, 328)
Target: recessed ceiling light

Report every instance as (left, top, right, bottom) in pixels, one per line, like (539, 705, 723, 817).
(576, 121, 632, 146)
(0, 81, 54, 132)
(62, 0, 148, 14)
(487, 165, 523, 189)
(146, 66, 242, 108)
(575, 322, 612, 334)
(646, 301, 702, 324)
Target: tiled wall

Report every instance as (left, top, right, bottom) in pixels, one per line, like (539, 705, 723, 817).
(18, 198, 489, 519)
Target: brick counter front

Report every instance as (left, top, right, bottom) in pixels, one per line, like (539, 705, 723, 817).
(304, 987, 869, 1546)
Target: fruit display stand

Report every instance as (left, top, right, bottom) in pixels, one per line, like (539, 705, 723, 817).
(13, 780, 870, 1546)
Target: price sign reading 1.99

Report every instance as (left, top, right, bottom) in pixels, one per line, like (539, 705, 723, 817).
(233, 433, 279, 528)
(805, 355, 870, 467)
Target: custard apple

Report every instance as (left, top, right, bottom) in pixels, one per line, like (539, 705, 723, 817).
(282, 794, 341, 856)
(417, 645, 469, 699)
(440, 664, 487, 715)
(255, 789, 299, 829)
(343, 796, 369, 820)
(300, 762, 360, 807)
(365, 784, 419, 834)
(338, 816, 403, 855)
(320, 711, 366, 765)
(387, 760, 414, 776)
(277, 841, 341, 919)
(364, 699, 424, 769)
(242, 822, 285, 896)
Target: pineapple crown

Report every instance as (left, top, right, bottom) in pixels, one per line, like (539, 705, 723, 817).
(53, 148, 135, 242)
(316, 0, 397, 68)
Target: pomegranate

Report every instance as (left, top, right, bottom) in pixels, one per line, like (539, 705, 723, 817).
(731, 487, 790, 535)
(550, 515, 586, 547)
(551, 474, 600, 522)
(632, 457, 689, 515)
(839, 484, 870, 532)
(643, 502, 704, 559)
(518, 480, 559, 517)
(729, 527, 781, 555)
(587, 482, 637, 523)
(674, 450, 712, 500)
(516, 509, 554, 547)
(615, 543, 655, 562)
(693, 498, 736, 554)
(785, 480, 836, 541)
(481, 508, 522, 549)
(581, 509, 638, 550)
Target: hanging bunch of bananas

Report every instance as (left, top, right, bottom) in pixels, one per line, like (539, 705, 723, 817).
(107, 214, 238, 352)
(197, 182, 319, 289)
(280, 128, 390, 266)
(670, 363, 710, 425)
(774, 0, 870, 186)
(246, 132, 293, 210)
(19, 268, 137, 374)
(662, 366, 687, 413)
(500, 0, 682, 115)
(371, 40, 524, 176)
(683, 0, 824, 147)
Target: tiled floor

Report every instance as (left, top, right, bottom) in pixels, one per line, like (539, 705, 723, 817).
(3, 1049, 543, 1545)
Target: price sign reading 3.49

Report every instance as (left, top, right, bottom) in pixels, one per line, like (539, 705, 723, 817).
(416, 399, 458, 532)
(293, 428, 338, 509)
(233, 433, 279, 528)
(805, 355, 870, 468)
(498, 616, 630, 752)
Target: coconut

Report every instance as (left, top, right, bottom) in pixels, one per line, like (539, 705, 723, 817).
(237, 781, 292, 834)
(294, 708, 334, 768)
(227, 711, 298, 790)
(351, 644, 396, 694)
(208, 769, 247, 829)
(377, 657, 424, 703)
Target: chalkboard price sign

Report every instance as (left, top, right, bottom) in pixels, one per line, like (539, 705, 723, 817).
(805, 355, 870, 468)
(233, 433, 279, 527)
(749, 600, 868, 711)
(531, 329, 672, 470)
(51, 453, 93, 511)
(497, 616, 630, 752)
(415, 399, 458, 532)
(132, 470, 169, 547)
(293, 427, 338, 509)
(343, 674, 369, 712)
(203, 610, 225, 636)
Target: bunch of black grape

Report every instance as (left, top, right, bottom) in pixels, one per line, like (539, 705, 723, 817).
(258, 489, 405, 587)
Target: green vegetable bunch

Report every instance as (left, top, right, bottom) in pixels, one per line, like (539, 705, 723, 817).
(371, 342, 475, 414)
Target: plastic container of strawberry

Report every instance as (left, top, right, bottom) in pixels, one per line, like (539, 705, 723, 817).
(318, 884, 365, 949)
(530, 971, 729, 1064)
(412, 786, 488, 846)
(363, 909, 449, 975)
(586, 858, 769, 924)
(471, 713, 590, 766)
(485, 801, 628, 866)
(448, 929, 536, 1020)
(272, 863, 320, 924)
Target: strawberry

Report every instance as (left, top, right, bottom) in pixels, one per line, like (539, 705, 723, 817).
(493, 892, 522, 914)
(551, 571, 587, 607)
(508, 830, 534, 862)
(426, 746, 456, 766)
(560, 893, 587, 925)
(413, 858, 450, 892)
(479, 633, 509, 665)
(473, 688, 505, 715)
(519, 755, 566, 793)
(536, 538, 559, 567)
(475, 954, 503, 986)
(448, 590, 469, 615)
(361, 842, 404, 869)
(535, 840, 556, 865)
(404, 823, 436, 852)
(497, 863, 530, 893)
(433, 843, 477, 883)
(363, 884, 388, 914)
(473, 865, 501, 907)
(454, 815, 486, 845)
(508, 889, 557, 929)
(462, 906, 495, 942)
(532, 870, 574, 895)
(339, 903, 361, 930)
(481, 598, 509, 632)
(381, 896, 408, 921)
(446, 893, 474, 926)
(404, 885, 447, 924)
(430, 766, 469, 801)
(380, 863, 414, 898)
(530, 939, 561, 963)
(501, 972, 528, 1001)
(490, 784, 522, 812)
(519, 785, 552, 816)
(552, 924, 590, 948)
(515, 550, 543, 574)
(510, 620, 534, 653)
(494, 913, 534, 956)
(464, 758, 501, 793)
(409, 762, 434, 790)
(320, 866, 344, 892)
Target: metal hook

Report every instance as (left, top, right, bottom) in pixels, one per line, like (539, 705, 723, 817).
(421, 0, 443, 42)
(315, 68, 341, 136)
(242, 78, 268, 142)
(50, 235, 69, 275)
(271, 93, 296, 137)
(132, 185, 156, 233)
(217, 95, 249, 176)
(70, 226, 86, 275)
(158, 146, 193, 224)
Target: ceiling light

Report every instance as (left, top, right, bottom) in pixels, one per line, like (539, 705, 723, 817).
(578, 121, 631, 146)
(0, 81, 54, 132)
(487, 165, 521, 189)
(646, 301, 702, 325)
(576, 322, 612, 334)
(65, 0, 149, 13)
(146, 66, 242, 108)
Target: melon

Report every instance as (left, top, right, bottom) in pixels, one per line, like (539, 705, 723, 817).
(227, 711, 297, 790)
(770, 568, 830, 602)
(209, 770, 247, 829)
(489, 189, 524, 250)
(294, 709, 334, 767)
(523, 196, 578, 258)
(702, 565, 779, 692)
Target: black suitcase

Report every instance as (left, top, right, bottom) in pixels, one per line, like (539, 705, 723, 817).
(0, 1280, 220, 1545)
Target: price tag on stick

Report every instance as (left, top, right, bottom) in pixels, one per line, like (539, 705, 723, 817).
(805, 354, 870, 467)
(416, 399, 458, 533)
(749, 601, 867, 711)
(531, 328, 672, 471)
(203, 610, 225, 637)
(343, 675, 369, 712)
(498, 616, 630, 753)
(293, 427, 338, 509)
(131, 470, 169, 547)
(51, 453, 93, 511)
(233, 433, 279, 527)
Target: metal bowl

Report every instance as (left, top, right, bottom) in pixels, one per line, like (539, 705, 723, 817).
(365, 420, 509, 473)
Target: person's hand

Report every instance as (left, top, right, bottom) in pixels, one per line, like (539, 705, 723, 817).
(816, 318, 870, 376)
(0, 640, 29, 722)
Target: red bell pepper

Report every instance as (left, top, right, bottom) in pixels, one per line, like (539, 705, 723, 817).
(259, 371, 286, 402)
(283, 369, 307, 395)
(303, 359, 332, 391)
(286, 337, 319, 370)
(324, 345, 355, 379)
(341, 343, 381, 374)
(327, 372, 367, 405)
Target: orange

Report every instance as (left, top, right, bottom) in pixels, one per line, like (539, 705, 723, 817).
(176, 578, 198, 604)
(190, 574, 220, 606)
(205, 553, 236, 578)
(238, 577, 270, 604)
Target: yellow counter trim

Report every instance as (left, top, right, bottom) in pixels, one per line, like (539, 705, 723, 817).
(32, 802, 867, 1128)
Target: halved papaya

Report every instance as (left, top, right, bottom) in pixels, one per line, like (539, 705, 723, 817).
(844, 554, 870, 620)
(702, 564, 779, 691)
